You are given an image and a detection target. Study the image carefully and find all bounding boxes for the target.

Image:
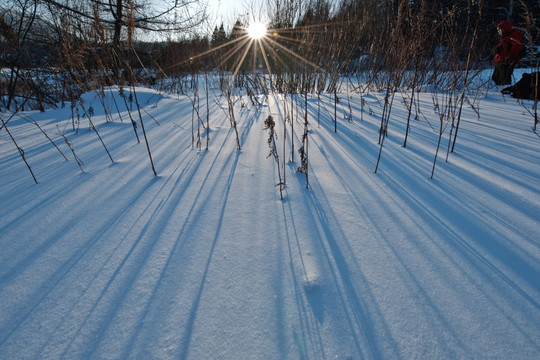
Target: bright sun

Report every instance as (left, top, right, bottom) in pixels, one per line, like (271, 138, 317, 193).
(247, 22, 267, 39)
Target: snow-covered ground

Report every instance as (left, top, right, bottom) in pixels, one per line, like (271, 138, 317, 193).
(1, 77, 539, 359)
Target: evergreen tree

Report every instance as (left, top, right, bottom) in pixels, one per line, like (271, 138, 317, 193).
(211, 23, 227, 48)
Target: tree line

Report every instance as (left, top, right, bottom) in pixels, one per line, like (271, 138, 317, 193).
(1, 0, 539, 110)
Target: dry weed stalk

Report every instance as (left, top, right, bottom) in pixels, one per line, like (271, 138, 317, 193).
(519, 0, 539, 131)
(225, 86, 242, 151)
(297, 91, 309, 189)
(449, 0, 485, 156)
(78, 99, 114, 163)
(264, 115, 284, 200)
(0, 112, 38, 183)
(58, 126, 84, 173)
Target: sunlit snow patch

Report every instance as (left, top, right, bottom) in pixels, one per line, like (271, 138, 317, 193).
(301, 252, 321, 292)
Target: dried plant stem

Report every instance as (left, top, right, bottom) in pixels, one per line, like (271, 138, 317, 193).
(281, 94, 287, 185)
(226, 87, 241, 151)
(59, 130, 84, 173)
(79, 104, 114, 163)
(317, 92, 321, 127)
(432, 93, 454, 179)
(334, 90, 338, 133)
(206, 74, 210, 150)
(297, 92, 309, 189)
(0, 113, 38, 184)
(532, 70, 538, 134)
(132, 85, 157, 176)
(450, 0, 484, 154)
(403, 87, 415, 148)
(264, 115, 284, 200)
(375, 85, 396, 174)
(95, 90, 115, 123)
(109, 87, 124, 123)
(290, 93, 295, 162)
(33, 122, 68, 161)
(196, 87, 202, 151)
(431, 114, 445, 179)
(191, 88, 196, 149)
(120, 88, 140, 143)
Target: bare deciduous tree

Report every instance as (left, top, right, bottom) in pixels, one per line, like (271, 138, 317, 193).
(41, 0, 206, 47)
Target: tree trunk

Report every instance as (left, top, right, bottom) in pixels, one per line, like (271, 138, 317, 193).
(113, 0, 123, 47)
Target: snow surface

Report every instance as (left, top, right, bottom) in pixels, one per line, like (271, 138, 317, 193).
(1, 77, 540, 359)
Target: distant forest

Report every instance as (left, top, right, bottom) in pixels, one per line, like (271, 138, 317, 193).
(1, 0, 539, 109)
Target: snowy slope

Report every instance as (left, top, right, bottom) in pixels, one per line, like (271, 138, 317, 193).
(1, 82, 539, 359)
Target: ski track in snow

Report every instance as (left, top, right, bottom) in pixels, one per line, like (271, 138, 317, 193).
(1, 84, 540, 359)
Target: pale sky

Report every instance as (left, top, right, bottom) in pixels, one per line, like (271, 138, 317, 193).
(206, 0, 268, 30)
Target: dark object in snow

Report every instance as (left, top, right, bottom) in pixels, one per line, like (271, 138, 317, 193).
(263, 115, 275, 130)
(501, 72, 540, 100)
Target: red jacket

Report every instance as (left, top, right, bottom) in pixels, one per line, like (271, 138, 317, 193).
(494, 21, 524, 64)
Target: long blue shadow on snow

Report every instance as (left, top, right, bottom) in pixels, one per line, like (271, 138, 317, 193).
(279, 192, 326, 360)
(382, 152, 540, 315)
(310, 125, 475, 352)
(312, 116, 537, 353)
(178, 150, 240, 360)
(24, 143, 201, 357)
(372, 144, 540, 352)
(0, 161, 172, 353)
(117, 125, 241, 358)
(76, 149, 207, 358)
(299, 176, 401, 360)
